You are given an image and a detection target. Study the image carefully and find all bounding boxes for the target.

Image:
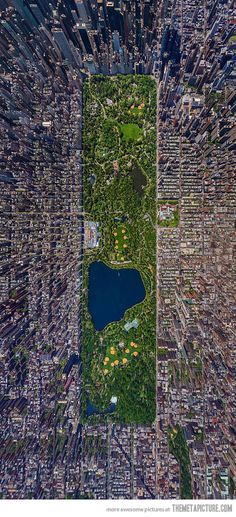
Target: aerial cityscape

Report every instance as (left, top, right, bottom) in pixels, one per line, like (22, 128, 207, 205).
(0, 0, 235, 503)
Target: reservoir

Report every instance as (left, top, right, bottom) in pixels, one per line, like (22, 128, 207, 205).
(88, 261, 146, 331)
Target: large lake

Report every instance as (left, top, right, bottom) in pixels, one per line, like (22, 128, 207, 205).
(88, 261, 146, 331)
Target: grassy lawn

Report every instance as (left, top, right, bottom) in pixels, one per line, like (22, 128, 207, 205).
(120, 123, 142, 141)
(82, 75, 156, 424)
(112, 224, 129, 262)
(102, 340, 141, 374)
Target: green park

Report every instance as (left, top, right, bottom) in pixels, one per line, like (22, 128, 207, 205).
(168, 425, 193, 499)
(82, 75, 157, 424)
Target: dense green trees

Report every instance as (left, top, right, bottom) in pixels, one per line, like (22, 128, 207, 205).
(168, 425, 193, 499)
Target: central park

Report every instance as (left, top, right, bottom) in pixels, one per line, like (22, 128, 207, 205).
(82, 75, 156, 424)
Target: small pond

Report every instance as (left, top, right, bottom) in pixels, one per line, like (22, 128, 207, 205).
(130, 162, 147, 195)
(87, 399, 116, 416)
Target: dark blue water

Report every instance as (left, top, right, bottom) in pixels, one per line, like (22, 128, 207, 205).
(88, 261, 145, 331)
(87, 400, 116, 416)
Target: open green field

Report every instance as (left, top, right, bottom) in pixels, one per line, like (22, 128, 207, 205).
(82, 75, 156, 424)
(120, 123, 142, 141)
(112, 224, 129, 262)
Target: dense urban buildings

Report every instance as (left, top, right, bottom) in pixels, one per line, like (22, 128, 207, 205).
(0, 0, 235, 501)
